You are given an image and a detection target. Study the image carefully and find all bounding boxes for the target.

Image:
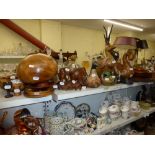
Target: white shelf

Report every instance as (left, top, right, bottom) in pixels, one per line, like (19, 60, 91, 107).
(0, 82, 154, 110)
(93, 107, 155, 135)
(0, 94, 52, 110)
(0, 56, 25, 58)
(52, 82, 154, 101)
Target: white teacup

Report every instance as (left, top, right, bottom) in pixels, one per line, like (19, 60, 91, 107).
(131, 101, 140, 112)
(99, 106, 108, 117)
(50, 116, 64, 135)
(97, 117, 106, 129)
(121, 105, 130, 119)
(108, 105, 120, 120)
(123, 100, 131, 107)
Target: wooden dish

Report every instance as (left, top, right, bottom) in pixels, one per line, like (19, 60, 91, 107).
(17, 53, 58, 84)
(24, 87, 53, 98)
(25, 81, 52, 89)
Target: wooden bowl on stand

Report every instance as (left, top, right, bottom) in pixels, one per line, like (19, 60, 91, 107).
(16, 53, 58, 98)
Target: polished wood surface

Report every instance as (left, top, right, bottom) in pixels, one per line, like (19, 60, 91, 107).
(17, 53, 58, 84)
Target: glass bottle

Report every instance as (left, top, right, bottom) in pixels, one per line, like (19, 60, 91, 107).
(58, 49, 64, 71)
(82, 52, 91, 74)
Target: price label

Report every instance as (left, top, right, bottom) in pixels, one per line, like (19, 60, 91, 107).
(14, 89, 20, 93)
(10, 75, 15, 80)
(112, 76, 116, 79)
(53, 85, 58, 89)
(72, 80, 76, 84)
(105, 78, 109, 81)
(91, 74, 96, 77)
(65, 68, 70, 72)
(33, 76, 39, 81)
(60, 82, 64, 86)
(129, 68, 133, 71)
(72, 64, 76, 68)
(29, 64, 34, 68)
(4, 85, 11, 89)
(82, 86, 86, 90)
(34, 92, 40, 95)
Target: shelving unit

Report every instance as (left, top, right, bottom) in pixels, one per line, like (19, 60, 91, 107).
(0, 81, 154, 134)
(53, 82, 153, 102)
(0, 94, 52, 110)
(93, 107, 155, 135)
(0, 82, 153, 109)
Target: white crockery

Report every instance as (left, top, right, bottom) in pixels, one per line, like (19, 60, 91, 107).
(121, 105, 130, 119)
(99, 106, 108, 117)
(131, 101, 140, 112)
(50, 116, 64, 125)
(108, 105, 120, 120)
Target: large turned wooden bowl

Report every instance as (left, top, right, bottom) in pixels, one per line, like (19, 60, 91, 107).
(16, 53, 58, 84)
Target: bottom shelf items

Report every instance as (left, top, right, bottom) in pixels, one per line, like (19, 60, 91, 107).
(93, 107, 155, 135)
(42, 105, 155, 135)
(2, 105, 155, 135)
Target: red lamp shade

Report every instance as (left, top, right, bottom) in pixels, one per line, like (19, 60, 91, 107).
(113, 36, 137, 49)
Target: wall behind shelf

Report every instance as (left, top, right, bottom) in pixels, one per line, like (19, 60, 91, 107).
(0, 19, 155, 65)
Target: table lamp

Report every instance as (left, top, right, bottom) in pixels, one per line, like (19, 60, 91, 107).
(113, 36, 137, 84)
(113, 36, 137, 50)
(137, 40, 148, 62)
(113, 36, 137, 63)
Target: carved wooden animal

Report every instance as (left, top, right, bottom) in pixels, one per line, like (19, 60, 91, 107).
(70, 67, 87, 85)
(96, 25, 119, 77)
(114, 49, 136, 78)
(58, 67, 87, 90)
(58, 68, 71, 81)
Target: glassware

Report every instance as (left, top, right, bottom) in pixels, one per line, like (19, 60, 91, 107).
(81, 52, 92, 74)
(58, 49, 64, 71)
(82, 60, 90, 70)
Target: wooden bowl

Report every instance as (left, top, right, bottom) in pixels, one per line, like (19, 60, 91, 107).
(17, 53, 58, 84)
(24, 87, 53, 98)
(25, 82, 52, 89)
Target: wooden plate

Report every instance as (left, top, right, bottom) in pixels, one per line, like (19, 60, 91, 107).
(24, 87, 53, 98)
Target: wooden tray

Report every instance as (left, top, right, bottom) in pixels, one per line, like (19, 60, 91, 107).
(24, 87, 53, 98)
(134, 72, 153, 78)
